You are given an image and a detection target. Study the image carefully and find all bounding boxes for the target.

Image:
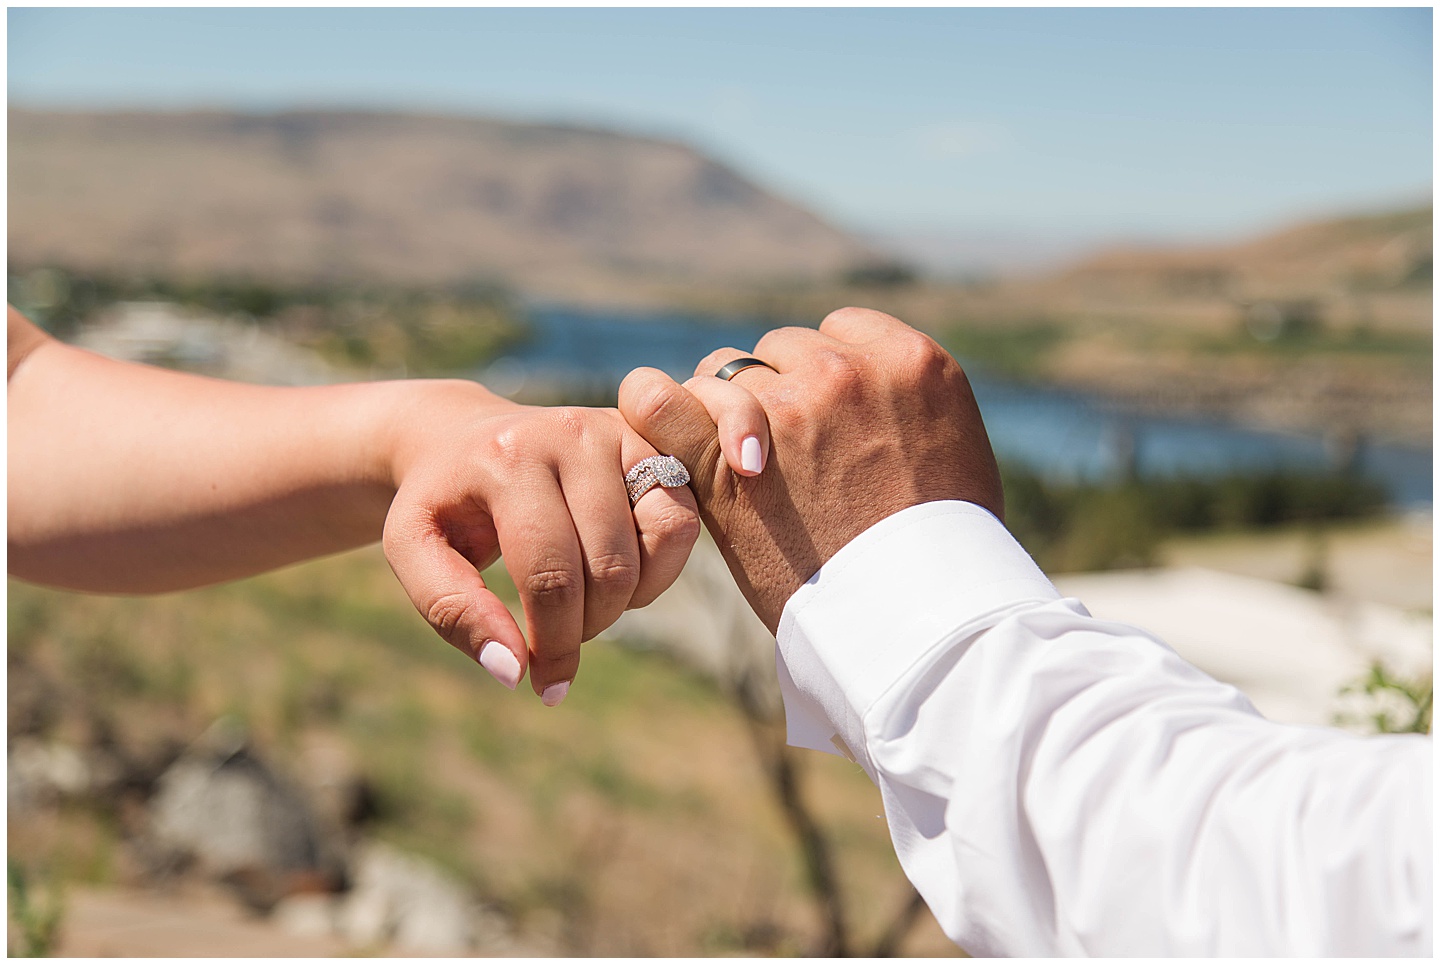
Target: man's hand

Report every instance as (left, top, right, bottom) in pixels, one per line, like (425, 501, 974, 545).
(618, 307, 1002, 632)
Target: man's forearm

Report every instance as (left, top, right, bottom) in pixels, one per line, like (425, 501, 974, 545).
(777, 501, 1432, 956)
(8, 334, 481, 592)
(620, 306, 1431, 953)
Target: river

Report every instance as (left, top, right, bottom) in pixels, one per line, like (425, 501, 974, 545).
(473, 305, 1433, 509)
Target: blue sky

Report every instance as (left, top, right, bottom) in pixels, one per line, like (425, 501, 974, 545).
(8, 7, 1432, 244)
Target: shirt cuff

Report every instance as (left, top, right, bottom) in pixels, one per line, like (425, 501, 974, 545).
(774, 500, 1061, 774)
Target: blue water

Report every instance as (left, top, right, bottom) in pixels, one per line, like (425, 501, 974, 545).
(475, 305, 1433, 508)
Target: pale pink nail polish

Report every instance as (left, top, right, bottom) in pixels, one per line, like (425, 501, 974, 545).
(741, 435, 764, 474)
(478, 641, 521, 691)
(541, 681, 570, 707)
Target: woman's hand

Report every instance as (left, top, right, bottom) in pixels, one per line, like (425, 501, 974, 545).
(379, 381, 711, 704)
(8, 304, 768, 704)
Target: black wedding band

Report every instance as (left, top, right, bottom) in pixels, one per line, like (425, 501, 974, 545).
(715, 357, 778, 381)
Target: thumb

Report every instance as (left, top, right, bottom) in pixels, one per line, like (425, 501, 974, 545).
(618, 367, 725, 505)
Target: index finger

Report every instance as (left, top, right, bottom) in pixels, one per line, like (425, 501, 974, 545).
(383, 505, 528, 691)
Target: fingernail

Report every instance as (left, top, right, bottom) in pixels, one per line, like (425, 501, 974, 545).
(478, 641, 521, 691)
(740, 435, 764, 474)
(541, 681, 570, 707)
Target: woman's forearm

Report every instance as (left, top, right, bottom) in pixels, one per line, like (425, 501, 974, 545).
(6, 304, 719, 697)
(7, 320, 504, 592)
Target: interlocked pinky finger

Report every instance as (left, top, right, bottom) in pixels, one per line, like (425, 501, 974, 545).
(681, 374, 772, 477)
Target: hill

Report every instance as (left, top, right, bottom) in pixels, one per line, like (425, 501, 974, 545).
(1052, 205, 1432, 305)
(7, 109, 871, 299)
(684, 204, 1432, 445)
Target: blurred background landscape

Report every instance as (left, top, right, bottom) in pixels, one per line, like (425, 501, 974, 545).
(7, 8, 1432, 957)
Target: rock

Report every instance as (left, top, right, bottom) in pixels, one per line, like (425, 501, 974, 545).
(335, 842, 482, 954)
(8, 738, 92, 811)
(271, 893, 339, 940)
(146, 719, 346, 908)
(272, 841, 526, 955)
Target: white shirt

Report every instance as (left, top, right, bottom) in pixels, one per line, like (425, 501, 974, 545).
(775, 500, 1432, 957)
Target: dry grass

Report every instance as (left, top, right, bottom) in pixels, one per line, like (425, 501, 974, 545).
(8, 546, 961, 956)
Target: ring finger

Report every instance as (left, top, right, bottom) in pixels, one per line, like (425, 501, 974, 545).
(621, 430, 702, 610)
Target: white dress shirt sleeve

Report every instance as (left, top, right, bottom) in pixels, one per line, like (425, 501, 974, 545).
(775, 500, 1432, 957)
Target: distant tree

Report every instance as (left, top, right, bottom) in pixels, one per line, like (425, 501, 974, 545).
(841, 261, 918, 289)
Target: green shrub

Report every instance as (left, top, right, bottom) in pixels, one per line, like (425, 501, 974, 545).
(940, 321, 1065, 380)
(1002, 466, 1388, 573)
(1336, 662, 1433, 735)
(6, 265, 525, 377)
(8, 860, 63, 958)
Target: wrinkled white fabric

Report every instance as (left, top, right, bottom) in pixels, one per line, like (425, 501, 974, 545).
(775, 500, 1432, 956)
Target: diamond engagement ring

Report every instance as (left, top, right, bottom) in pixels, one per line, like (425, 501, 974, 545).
(624, 455, 691, 507)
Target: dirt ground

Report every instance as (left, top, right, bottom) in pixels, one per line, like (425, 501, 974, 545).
(8, 544, 964, 958)
(47, 886, 350, 958)
(1159, 512, 1433, 611)
(10, 516, 1428, 957)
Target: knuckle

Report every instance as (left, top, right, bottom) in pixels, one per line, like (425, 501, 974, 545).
(647, 501, 702, 548)
(548, 406, 590, 441)
(811, 347, 863, 388)
(820, 306, 869, 327)
(627, 379, 684, 430)
(695, 349, 735, 380)
(753, 325, 810, 358)
(529, 648, 577, 671)
(893, 330, 952, 378)
(586, 551, 641, 591)
(484, 423, 529, 469)
(821, 305, 901, 335)
(424, 592, 478, 639)
(523, 564, 584, 608)
(619, 367, 664, 402)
